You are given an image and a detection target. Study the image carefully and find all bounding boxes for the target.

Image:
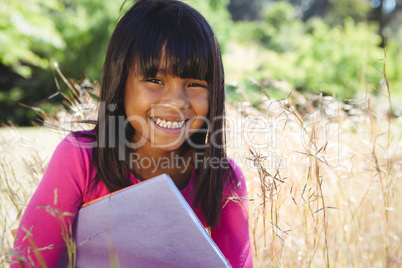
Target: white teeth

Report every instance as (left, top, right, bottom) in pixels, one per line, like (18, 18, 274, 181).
(153, 118, 185, 129)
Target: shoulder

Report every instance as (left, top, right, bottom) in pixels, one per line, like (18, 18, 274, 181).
(42, 130, 100, 197)
(48, 130, 97, 176)
(60, 130, 96, 148)
(54, 130, 96, 157)
(227, 158, 244, 179)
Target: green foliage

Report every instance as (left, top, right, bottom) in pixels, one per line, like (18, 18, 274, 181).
(228, 0, 266, 21)
(0, 0, 124, 125)
(0, 0, 123, 80)
(259, 2, 305, 52)
(0, 0, 65, 78)
(2, 0, 401, 125)
(0, 0, 232, 81)
(186, 0, 233, 52)
(0, 0, 235, 125)
(326, 0, 372, 25)
(385, 25, 402, 100)
(295, 17, 383, 98)
(51, 0, 124, 80)
(239, 2, 386, 100)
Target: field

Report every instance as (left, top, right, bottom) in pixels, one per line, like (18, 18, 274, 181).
(227, 90, 401, 267)
(0, 85, 401, 267)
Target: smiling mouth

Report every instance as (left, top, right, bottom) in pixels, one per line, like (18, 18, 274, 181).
(150, 117, 186, 129)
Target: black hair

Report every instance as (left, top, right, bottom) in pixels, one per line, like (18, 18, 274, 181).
(91, 0, 237, 228)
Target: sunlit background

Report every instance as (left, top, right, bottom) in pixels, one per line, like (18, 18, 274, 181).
(0, 0, 401, 125)
(1, 1, 402, 267)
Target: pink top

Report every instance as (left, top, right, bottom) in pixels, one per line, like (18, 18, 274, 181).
(12, 133, 252, 267)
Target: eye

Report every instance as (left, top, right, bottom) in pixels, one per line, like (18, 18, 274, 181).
(146, 78, 163, 84)
(188, 82, 207, 88)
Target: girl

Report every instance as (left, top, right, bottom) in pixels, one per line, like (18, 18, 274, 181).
(12, 0, 253, 267)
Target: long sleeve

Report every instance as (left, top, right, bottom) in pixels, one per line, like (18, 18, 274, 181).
(211, 160, 253, 268)
(11, 134, 98, 267)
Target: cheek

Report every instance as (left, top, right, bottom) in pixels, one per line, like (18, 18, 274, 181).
(200, 100, 209, 118)
(124, 88, 154, 116)
(190, 93, 209, 131)
(124, 89, 148, 132)
(194, 92, 210, 117)
(124, 93, 139, 119)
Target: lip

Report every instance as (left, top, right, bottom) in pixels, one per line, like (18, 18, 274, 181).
(151, 116, 187, 122)
(151, 115, 187, 122)
(150, 117, 189, 133)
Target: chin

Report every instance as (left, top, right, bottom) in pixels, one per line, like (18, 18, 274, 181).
(151, 140, 186, 152)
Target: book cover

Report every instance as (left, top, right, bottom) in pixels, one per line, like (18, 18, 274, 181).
(58, 174, 231, 268)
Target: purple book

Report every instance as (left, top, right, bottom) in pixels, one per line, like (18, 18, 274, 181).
(58, 174, 231, 268)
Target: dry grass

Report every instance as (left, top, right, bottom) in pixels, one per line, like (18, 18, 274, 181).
(229, 71, 401, 266)
(230, 93, 401, 267)
(0, 126, 63, 266)
(1, 67, 401, 267)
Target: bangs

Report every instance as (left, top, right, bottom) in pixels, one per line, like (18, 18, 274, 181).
(128, 2, 212, 82)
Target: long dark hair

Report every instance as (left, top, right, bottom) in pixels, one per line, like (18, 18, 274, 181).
(91, 0, 237, 228)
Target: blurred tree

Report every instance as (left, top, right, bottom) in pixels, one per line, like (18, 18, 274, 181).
(0, 0, 233, 80)
(242, 2, 385, 100)
(369, 0, 401, 46)
(326, 0, 372, 25)
(227, 0, 266, 21)
(382, 1, 402, 37)
(0, 0, 65, 78)
(187, 0, 233, 51)
(228, 0, 402, 103)
(297, 0, 332, 19)
(285, 0, 372, 24)
(249, 2, 306, 52)
(0, 0, 234, 125)
(228, 0, 402, 46)
(51, 0, 123, 80)
(0, 0, 65, 124)
(0, 0, 123, 125)
(277, 0, 400, 46)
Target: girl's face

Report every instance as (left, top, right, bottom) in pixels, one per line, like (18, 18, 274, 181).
(124, 70, 209, 153)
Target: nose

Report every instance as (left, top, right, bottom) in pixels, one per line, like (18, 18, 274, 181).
(163, 83, 190, 109)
